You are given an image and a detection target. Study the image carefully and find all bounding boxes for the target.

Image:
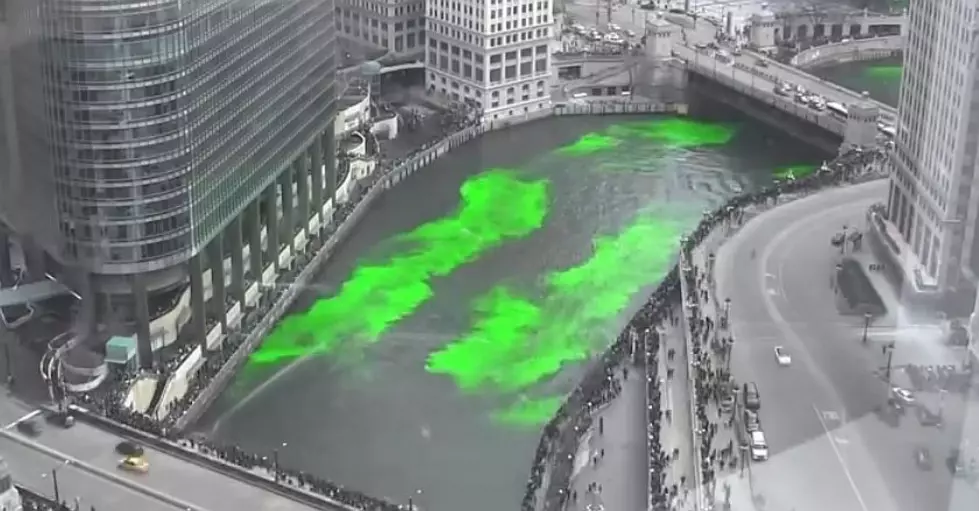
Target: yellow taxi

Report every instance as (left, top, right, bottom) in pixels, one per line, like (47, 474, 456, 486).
(118, 455, 149, 474)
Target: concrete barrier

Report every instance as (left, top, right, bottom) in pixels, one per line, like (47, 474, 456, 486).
(791, 35, 905, 70)
(0, 426, 206, 511)
(68, 405, 356, 511)
(677, 250, 705, 511)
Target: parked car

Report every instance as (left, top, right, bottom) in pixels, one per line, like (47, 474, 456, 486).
(744, 382, 761, 411)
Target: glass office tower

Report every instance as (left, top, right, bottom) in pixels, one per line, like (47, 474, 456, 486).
(0, 0, 337, 365)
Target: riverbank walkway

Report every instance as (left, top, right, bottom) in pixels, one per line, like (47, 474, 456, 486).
(566, 362, 647, 511)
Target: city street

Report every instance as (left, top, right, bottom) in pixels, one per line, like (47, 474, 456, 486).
(0, 415, 322, 511)
(714, 181, 979, 511)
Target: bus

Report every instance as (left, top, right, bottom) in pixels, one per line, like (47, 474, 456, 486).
(826, 102, 848, 120)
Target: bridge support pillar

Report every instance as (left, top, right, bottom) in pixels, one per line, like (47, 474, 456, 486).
(227, 216, 245, 306)
(247, 200, 263, 287)
(280, 169, 295, 257)
(645, 15, 677, 60)
(207, 233, 227, 332)
(310, 136, 325, 229)
(0, 230, 11, 287)
(843, 92, 880, 151)
(749, 11, 777, 50)
(132, 273, 153, 369)
(264, 184, 280, 273)
(189, 253, 207, 349)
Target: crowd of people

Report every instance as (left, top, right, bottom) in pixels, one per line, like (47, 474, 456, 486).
(17, 485, 78, 511)
(64, 103, 491, 511)
(677, 147, 882, 501)
(519, 146, 885, 511)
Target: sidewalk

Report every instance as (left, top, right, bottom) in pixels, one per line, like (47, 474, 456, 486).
(689, 233, 743, 506)
(566, 362, 647, 511)
(658, 316, 696, 510)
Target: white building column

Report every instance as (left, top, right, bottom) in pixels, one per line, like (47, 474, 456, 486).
(843, 92, 879, 152)
(645, 15, 677, 60)
(749, 11, 777, 50)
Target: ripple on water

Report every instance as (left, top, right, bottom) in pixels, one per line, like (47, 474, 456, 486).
(203, 114, 828, 511)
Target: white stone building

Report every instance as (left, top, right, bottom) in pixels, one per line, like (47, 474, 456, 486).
(425, 0, 554, 118)
(337, 0, 427, 59)
(887, 0, 979, 295)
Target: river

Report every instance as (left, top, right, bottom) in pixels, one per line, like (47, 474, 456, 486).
(195, 112, 827, 511)
(812, 56, 903, 107)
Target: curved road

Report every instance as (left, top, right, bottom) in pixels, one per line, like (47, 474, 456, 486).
(715, 181, 977, 511)
(0, 406, 321, 511)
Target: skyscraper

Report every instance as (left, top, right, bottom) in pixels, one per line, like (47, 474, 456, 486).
(0, 0, 338, 366)
(425, 0, 553, 117)
(887, 0, 979, 299)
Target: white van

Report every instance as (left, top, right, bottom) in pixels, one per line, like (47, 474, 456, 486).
(750, 431, 769, 461)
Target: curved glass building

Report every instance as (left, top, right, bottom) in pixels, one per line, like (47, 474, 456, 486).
(0, 0, 338, 366)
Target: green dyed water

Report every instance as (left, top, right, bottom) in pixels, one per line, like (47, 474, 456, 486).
(427, 215, 682, 425)
(813, 57, 903, 107)
(251, 170, 549, 364)
(205, 114, 826, 511)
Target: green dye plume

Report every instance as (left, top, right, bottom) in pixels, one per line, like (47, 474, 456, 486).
(773, 163, 818, 181)
(606, 118, 737, 148)
(557, 133, 622, 156)
(251, 170, 550, 364)
(864, 64, 902, 82)
(492, 395, 566, 427)
(426, 216, 681, 417)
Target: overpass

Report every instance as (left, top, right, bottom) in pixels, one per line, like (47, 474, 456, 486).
(0, 404, 354, 511)
(791, 35, 904, 70)
(661, 11, 899, 141)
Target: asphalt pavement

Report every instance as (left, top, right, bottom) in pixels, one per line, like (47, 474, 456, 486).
(566, 363, 647, 511)
(714, 181, 979, 511)
(0, 412, 320, 511)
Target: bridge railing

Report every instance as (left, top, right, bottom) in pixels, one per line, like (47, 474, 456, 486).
(742, 49, 896, 121)
(679, 51, 846, 136)
(791, 35, 905, 69)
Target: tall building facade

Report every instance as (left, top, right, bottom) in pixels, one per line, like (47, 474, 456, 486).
(425, 0, 553, 117)
(336, 0, 426, 59)
(0, 0, 338, 365)
(887, 0, 979, 295)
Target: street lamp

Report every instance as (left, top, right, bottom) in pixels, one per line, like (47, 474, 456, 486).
(408, 489, 423, 510)
(862, 312, 872, 344)
(42, 460, 70, 503)
(272, 442, 288, 483)
(881, 341, 896, 383)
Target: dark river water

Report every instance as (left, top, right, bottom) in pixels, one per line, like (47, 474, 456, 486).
(196, 111, 829, 511)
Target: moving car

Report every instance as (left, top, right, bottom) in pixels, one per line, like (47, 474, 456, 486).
(891, 387, 915, 405)
(118, 456, 149, 474)
(774, 346, 791, 366)
(115, 441, 145, 457)
(755, 58, 769, 68)
(915, 447, 933, 470)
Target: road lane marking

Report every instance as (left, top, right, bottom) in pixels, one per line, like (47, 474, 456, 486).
(820, 410, 841, 422)
(812, 404, 869, 511)
(3, 409, 40, 430)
